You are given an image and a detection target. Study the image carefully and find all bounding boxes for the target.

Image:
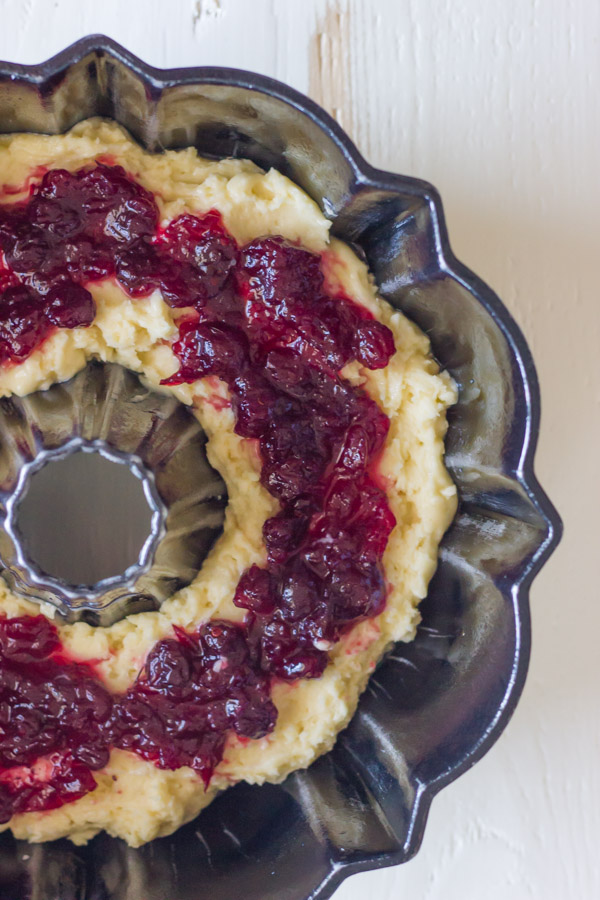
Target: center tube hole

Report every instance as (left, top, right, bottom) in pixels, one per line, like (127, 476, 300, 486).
(16, 449, 158, 588)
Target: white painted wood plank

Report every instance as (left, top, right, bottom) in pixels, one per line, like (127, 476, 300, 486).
(0, 0, 320, 90)
(0, 1, 597, 898)
(315, 2, 600, 898)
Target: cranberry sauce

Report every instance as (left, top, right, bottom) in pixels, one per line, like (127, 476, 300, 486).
(114, 622, 276, 786)
(0, 162, 397, 817)
(167, 237, 396, 680)
(0, 616, 276, 821)
(0, 166, 160, 361)
(0, 616, 110, 823)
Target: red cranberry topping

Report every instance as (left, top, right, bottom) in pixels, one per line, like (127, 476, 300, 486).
(0, 615, 59, 661)
(0, 281, 95, 363)
(168, 235, 396, 678)
(112, 622, 276, 785)
(165, 321, 250, 384)
(0, 615, 276, 816)
(0, 164, 247, 365)
(234, 566, 276, 614)
(0, 616, 112, 822)
(352, 319, 397, 369)
(0, 286, 53, 363)
(44, 283, 95, 329)
(0, 755, 98, 824)
(0, 162, 398, 819)
(0, 165, 157, 291)
(161, 213, 238, 299)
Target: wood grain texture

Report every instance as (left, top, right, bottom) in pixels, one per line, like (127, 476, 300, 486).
(0, 1, 598, 897)
(309, 2, 355, 137)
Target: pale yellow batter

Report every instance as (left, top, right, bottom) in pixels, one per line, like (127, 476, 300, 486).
(0, 120, 457, 846)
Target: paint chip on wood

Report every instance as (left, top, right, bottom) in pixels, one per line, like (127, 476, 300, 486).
(192, 0, 224, 31)
(309, 1, 355, 138)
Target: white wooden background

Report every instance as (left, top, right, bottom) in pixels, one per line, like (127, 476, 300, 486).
(0, 1, 597, 898)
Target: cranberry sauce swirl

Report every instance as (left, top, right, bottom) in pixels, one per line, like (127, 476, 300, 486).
(0, 163, 396, 820)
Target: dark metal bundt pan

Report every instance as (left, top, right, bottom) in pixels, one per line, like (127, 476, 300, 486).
(0, 37, 561, 900)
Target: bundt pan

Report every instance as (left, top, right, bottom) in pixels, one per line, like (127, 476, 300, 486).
(0, 36, 561, 900)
